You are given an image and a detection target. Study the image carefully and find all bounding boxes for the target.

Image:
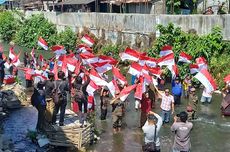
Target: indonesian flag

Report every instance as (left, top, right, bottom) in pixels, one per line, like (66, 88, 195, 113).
(66, 58, 78, 72)
(51, 45, 66, 55)
(74, 61, 81, 75)
(157, 53, 175, 66)
(167, 64, 179, 79)
(81, 34, 95, 47)
(120, 48, 140, 62)
(33, 73, 47, 81)
(92, 62, 112, 74)
(86, 81, 99, 96)
(160, 45, 173, 57)
(78, 44, 93, 54)
(134, 82, 144, 100)
(80, 53, 98, 65)
(224, 74, 230, 84)
(128, 62, 143, 77)
(112, 66, 127, 85)
(139, 55, 157, 67)
(53, 61, 58, 80)
(9, 47, 16, 60)
(178, 52, 192, 63)
(30, 48, 36, 66)
(196, 57, 208, 70)
(148, 67, 162, 78)
(37, 37, 48, 50)
(98, 55, 118, 65)
(12, 53, 21, 67)
(89, 68, 108, 86)
(190, 64, 199, 74)
(107, 80, 120, 98)
(194, 69, 217, 92)
(118, 84, 137, 101)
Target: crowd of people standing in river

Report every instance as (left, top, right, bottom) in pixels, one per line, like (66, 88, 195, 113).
(2, 40, 230, 152)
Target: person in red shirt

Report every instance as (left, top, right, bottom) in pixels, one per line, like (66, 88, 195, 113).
(140, 92, 152, 127)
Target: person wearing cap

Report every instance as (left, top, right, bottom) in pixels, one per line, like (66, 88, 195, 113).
(172, 77, 183, 105)
(171, 111, 193, 152)
(142, 111, 163, 152)
(188, 87, 198, 120)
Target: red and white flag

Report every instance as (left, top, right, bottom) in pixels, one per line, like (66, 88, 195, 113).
(120, 48, 140, 62)
(112, 66, 127, 85)
(134, 82, 144, 100)
(167, 64, 179, 79)
(189, 64, 199, 74)
(37, 37, 48, 50)
(92, 61, 112, 74)
(81, 34, 95, 47)
(86, 80, 99, 96)
(157, 53, 175, 66)
(107, 80, 120, 98)
(196, 57, 208, 70)
(12, 53, 21, 67)
(78, 44, 93, 54)
(89, 68, 108, 86)
(98, 55, 118, 65)
(119, 84, 137, 101)
(9, 47, 16, 60)
(66, 57, 78, 72)
(148, 67, 162, 78)
(139, 55, 157, 67)
(160, 45, 173, 57)
(194, 69, 217, 92)
(178, 52, 192, 63)
(51, 45, 66, 55)
(30, 48, 36, 66)
(80, 53, 98, 65)
(224, 74, 230, 84)
(128, 62, 143, 77)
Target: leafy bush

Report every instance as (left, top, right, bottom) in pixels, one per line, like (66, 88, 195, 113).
(15, 14, 57, 48)
(50, 27, 77, 51)
(0, 11, 19, 41)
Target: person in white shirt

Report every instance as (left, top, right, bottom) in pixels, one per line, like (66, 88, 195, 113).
(201, 88, 213, 104)
(142, 111, 163, 152)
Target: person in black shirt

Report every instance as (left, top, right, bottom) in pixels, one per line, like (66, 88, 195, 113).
(0, 53, 6, 87)
(100, 87, 109, 120)
(52, 71, 70, 126)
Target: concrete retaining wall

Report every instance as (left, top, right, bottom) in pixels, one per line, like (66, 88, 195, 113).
(25, 11, 230, 47)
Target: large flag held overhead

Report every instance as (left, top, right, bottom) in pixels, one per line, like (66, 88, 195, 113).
(86, 80, 99, 96)
(78, 44, 93, 54)
(189, 64, 199, 74)
(194, 69, 217, 92)
(107, 80, 120, 98)
(81, 34, 95, 47)
(148, 67, 162, 78)
(157, 53, 175, 66)
(160, 45, 173, 57)
(92, 62, 112, 74)
(98, 55, 118, 65)
(196, 57, 208, 70)
(37, 37, 48, 50)
(89, 68, 108, 86)
(112, 67, 127, 85)
(51, 45, 66, 55)
(128, 62, 143, 77)
(120, 48, 141, 62)
(178, 52, 192, 63)
(119, 84, 137, 101)
(80, 52, 98, 65)
(139, 55, 157, 67)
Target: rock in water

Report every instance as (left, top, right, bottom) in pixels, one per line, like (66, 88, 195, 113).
(0, 90, 21, 109)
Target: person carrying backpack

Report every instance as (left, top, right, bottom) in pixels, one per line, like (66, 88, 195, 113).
(73, 73, 90, 127)
(52, 71, 69, 126)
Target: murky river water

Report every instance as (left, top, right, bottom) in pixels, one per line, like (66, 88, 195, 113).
(1, 42, 230, 152)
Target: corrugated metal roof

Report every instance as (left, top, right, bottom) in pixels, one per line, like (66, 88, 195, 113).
(58, 0, 95, 5)
(101, 0, 151, 3)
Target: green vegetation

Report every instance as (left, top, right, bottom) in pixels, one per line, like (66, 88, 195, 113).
(0, 11, 19, 42)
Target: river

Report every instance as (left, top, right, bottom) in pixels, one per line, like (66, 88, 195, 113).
(1, 42, 230, 152)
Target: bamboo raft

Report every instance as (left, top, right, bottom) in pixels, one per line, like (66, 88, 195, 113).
(45, 109, 94, 150)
